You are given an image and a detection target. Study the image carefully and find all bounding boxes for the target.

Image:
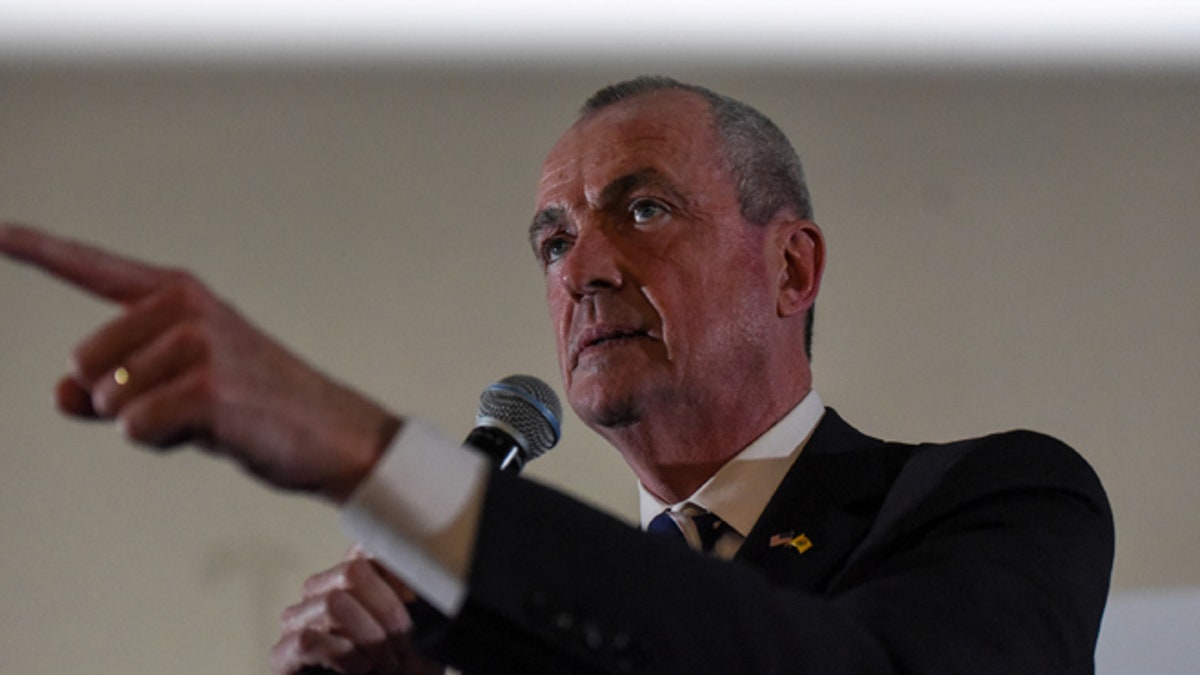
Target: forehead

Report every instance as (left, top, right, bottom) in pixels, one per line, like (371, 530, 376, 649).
(536, 91, 726, 207)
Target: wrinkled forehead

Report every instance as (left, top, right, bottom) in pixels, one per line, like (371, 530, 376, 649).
(535, 91, 720, 206)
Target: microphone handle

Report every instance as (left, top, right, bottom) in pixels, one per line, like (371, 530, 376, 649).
(464, 425, 526, 473)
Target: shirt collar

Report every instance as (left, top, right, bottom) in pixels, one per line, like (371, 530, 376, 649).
(638, 390, 825, 536)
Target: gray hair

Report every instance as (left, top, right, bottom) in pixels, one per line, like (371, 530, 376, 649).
(580, 76, 817, 358)
(580, 75, 813, 224)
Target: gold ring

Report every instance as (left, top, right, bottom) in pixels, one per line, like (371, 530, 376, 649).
(113, 367, 130, 386)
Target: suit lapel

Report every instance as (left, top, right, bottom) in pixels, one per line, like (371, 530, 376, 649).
(734, 409, 894, 594)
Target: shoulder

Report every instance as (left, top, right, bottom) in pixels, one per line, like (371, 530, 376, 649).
(870, 427, 1114, 553)
(817, 410, 1108, 509)
(907, 429, 1107, 501)
(829, 426, 1114, 673)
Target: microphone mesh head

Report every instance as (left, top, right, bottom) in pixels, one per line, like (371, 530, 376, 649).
(476, 374, 562, 460)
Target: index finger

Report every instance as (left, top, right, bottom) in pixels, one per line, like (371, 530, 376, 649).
(0, 222, 178, 304)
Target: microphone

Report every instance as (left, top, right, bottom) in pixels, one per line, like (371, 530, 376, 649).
(464, 374, 562, 473)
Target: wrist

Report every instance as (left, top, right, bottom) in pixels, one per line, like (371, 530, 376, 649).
(324, 410, 403, 505)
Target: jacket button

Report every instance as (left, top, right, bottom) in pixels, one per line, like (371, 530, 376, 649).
(553, 611, 574, 632)
(582, 621, 604, 650)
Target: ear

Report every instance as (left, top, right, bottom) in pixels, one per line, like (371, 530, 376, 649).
(774, 219, 825, 318)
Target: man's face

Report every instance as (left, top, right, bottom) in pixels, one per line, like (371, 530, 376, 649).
(531, 91, 784, 433)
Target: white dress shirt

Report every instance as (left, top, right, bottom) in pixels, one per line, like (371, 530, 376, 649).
(638, 390, 824, 559)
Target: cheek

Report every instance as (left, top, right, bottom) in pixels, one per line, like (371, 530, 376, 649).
(545, 288, 573, 366)
(675, 267, 774, 358)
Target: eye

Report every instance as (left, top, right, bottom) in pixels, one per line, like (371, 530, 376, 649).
(539, 234, 573, 266)
(630, 198, 668, 224)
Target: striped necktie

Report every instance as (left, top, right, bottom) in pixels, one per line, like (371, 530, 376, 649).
(647, 509, 725, 553)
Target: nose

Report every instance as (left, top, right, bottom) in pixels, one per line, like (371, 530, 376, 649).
(558, 223, 623, 298)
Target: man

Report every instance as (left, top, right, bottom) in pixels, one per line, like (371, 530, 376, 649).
(0, 77, 1113, 674)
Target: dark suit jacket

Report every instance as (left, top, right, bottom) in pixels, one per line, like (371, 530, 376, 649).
(424, 409, 1114, 674)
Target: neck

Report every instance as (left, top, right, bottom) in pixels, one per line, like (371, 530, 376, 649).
(602, 380, 812, 504)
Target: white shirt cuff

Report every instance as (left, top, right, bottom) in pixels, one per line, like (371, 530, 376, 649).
(340, 419, 490, 616)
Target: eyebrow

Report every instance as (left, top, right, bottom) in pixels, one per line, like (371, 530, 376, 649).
(599, 168, 687, 211)
(528, 206, 567, 252)
(528, 168, 687, 250)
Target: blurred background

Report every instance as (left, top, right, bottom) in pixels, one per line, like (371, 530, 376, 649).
(1, 2, 1197, 673)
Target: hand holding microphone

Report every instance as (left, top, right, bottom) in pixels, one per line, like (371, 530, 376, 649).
(273, 375, 561, 675)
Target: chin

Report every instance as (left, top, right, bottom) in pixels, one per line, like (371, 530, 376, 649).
(569, 385, 643, 431)
(591, 404, 641, 430)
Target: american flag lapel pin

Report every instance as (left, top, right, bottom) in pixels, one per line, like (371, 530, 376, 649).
(769, 531, 813, 554)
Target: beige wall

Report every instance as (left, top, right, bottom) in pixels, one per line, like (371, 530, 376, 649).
(1, 63, 1197, 673)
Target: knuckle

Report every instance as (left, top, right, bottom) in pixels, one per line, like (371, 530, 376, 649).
(277, 601, 304, 626)
(300, 576, 322, 597)
(91, 389, 116, 418)
(294, 627, 323, 652)
(184, 367, 219, 405)
(166, 271, 216, 313)
(324, 588, 354, 616)
(119, 408, 184, 450)
(266, 639, 298, 675)
(117, 412, 146, 444)
(166, 268, 200, 290)
(68, 346, 96, 383)
(343, 557, 374, 587)
(303, 591, 341, 629)
(171, 320, 215, 363)
(295, 627, 339, 658)
(300, 574, 326, 596)
(303, 565, 349, 595)
(268, 631, 294, 659)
